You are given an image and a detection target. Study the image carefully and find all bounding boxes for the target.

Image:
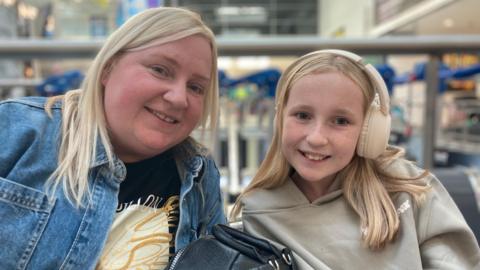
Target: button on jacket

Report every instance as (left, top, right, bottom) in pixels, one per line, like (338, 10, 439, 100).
(0, 97, 226, 270)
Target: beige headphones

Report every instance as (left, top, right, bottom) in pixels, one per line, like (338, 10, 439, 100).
(314, 49, 391, 159)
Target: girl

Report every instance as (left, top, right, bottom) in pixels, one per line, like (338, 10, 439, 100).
(0, 7, 225, 269)
(232, 49, 480, 269)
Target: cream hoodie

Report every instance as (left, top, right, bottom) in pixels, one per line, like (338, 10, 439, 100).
(241, 160, 480, 270)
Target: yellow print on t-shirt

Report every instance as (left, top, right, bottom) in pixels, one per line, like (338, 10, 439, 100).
(97, 196, 179, 270)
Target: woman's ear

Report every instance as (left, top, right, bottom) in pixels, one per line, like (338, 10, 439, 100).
(100, 66, 111, 87)
(101, 58, 116, 86)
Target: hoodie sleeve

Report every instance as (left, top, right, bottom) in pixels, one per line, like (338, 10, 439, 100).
(417, 176, 480, 269)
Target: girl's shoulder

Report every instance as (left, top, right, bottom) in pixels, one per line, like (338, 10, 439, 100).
(383, 158, 429, 179)
(241, 179, 311, 211)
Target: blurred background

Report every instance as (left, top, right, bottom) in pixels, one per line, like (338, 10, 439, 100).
(0, 0, 479, 240)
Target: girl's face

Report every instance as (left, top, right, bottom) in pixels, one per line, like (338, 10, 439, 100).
(281, 71, 365, 200)
(102, 35, 212, 162)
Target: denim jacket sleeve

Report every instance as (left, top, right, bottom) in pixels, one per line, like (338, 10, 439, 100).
(201, 156, 227, 234)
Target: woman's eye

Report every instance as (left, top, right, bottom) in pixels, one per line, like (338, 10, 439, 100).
(188, 83, 205, 95)
(294, 112, 310, 120)
(151, 65, 170, 77)
(334, 117, 350, 125)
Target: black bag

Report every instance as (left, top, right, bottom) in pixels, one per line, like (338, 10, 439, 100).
(167, 224, 297, 270)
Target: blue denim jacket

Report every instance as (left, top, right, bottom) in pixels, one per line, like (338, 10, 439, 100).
(0, 97, 226, 270)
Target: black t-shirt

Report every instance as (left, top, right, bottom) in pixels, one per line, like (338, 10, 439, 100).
(119, 149, 181, 214)
(97, 150, 181, 269)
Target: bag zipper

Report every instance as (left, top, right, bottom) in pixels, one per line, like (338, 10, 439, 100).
(167, 247, 186, 270)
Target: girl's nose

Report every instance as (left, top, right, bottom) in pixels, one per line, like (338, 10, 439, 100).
(306, 125, 328, 146)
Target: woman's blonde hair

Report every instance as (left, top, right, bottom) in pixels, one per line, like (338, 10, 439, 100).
(231, 51, 429, 249)
(45, 7, 219, 207)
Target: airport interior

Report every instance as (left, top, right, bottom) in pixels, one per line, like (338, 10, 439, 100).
(1, 0, 480, 244)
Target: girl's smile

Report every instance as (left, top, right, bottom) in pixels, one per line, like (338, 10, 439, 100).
(281, 71, 365, 201)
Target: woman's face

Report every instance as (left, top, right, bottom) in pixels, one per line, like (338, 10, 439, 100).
(102, 34, 212, 162)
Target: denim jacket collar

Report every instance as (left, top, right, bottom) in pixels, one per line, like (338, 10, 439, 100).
(91, 136, 126, 181)
(90, 136, 206, 183)
(174, 138, 207, 183)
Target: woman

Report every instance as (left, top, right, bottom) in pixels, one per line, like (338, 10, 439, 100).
(0, 7, 225, 269)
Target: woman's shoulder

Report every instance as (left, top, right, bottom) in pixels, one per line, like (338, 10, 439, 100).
(0, 96, 62, 118)
(0, 97, 63, 161)
(1, 96, 61, 108)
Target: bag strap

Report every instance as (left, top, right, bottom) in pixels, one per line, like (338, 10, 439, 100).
(213, 224, 294, 268)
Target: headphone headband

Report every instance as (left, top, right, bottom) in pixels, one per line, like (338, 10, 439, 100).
(300, 49, 391, 159)
(308, 49, 390, 115)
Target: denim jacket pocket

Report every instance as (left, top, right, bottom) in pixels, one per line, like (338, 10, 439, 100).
(0, 177, 55, 270)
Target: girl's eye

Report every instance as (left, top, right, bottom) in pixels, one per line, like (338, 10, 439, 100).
(151, 65, 170, 77)
(188, 83, 205, 95)
(334, 117, 350, 125)
(294, 112, 310, 120)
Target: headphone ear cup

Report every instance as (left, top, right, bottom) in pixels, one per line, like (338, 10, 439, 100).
(356, 106, 391, 159)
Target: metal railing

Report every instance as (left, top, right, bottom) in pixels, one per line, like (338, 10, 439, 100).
(1, 35, 480, 58)
(1, 35, 480, 170)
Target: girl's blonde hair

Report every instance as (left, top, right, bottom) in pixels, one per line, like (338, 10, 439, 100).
(45, 7, 219, 207)
(231, 51, 429, 249)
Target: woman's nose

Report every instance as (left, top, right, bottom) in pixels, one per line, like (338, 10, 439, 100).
(164, 83, 188, 109)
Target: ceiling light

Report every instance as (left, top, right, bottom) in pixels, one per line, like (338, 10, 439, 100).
(443, 18, 454, 28)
